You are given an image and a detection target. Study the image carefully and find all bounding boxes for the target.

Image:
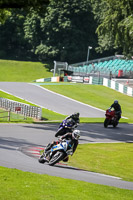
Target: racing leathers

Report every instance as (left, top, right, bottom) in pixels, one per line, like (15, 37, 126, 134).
(65, 113, 80, 126)
(55, 112, 80, 137)
(109, 103, 122, 120)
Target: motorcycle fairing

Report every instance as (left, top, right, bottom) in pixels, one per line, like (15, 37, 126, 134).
(51, 140, 72, 153)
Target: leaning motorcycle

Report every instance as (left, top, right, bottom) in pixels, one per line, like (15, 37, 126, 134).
(55, 118, 77, 137)
(38, 139, 73, 166)
(104, 109, 119, 128)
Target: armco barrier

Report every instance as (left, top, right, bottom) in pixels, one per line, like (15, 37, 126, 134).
(0, 98, 42, 119)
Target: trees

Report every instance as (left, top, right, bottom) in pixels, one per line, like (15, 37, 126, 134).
(0, 0, 49, 8)
(0, 0, 132, 62)
(0, 9, 33, 60)
(35, 0, 97, 63)
(0, 0, 49, 24)
(92, 0, 133, 57)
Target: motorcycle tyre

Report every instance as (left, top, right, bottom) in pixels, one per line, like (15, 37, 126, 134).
(38, 155, 46, 164)
(49, 151, 65, 166)
(55, 128, 71, 137)
(113, 121, 118, 128)
(55, 128, 65, 137)
(104, 118, 109, 128)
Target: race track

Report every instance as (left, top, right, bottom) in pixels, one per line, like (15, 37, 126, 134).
(0, 82, 105, 117)
(0, 123, 133, 190)
(0, 82, 133, 190)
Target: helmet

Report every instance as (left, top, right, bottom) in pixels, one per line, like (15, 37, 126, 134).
(114, 100, 118, 104)
(73, 130, 80, 140)
(73, 112, 80, 119)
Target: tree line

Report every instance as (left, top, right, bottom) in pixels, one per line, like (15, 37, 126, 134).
(0, 0, 132, 64)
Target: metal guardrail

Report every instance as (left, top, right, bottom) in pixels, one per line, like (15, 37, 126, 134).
(0, 98, 42, 120)
(70, 55, 117, 67)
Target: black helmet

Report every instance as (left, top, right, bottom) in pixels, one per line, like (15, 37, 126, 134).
(114, 100, 118, 104)
(73, 112, 80, 119)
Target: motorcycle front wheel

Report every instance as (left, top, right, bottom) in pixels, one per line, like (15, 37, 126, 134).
(38, 155, 46, 164)
(49, 151, 65, 166)
(104, 118, 110, 128)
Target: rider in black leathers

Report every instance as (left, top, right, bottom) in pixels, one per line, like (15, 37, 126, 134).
(65, 112, 80, 125)
(55, 112, 80, 137)
(109, 100, 122, 120)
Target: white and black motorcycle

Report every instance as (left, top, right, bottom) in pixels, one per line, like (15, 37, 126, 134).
(38, 139, 73, 166)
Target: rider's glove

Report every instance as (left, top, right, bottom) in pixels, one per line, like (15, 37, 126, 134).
(59, 137, 62, 142)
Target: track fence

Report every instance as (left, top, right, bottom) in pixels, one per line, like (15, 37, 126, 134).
(0, 98, 42, 120)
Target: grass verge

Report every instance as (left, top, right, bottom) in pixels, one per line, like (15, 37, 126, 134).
(68, 143, 133, 182)
(0, 166, 133, 200)
(0, 60, 53, 82)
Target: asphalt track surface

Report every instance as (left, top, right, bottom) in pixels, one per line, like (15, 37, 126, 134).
(0, 82, 133, 190)
(0, 82, 105, 117)
(0, 123, 133, 190)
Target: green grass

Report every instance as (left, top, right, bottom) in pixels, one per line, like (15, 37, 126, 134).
(41, 83, 133, 123)
(0, 108, 34, 123)
(0, 59, 53, 82)
(69, 143, 133, 182)
(0, 166, 133, 200)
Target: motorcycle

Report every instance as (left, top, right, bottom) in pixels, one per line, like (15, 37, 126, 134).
(55, 118, 77, 137)
(104, 109, 119, 128)
(38, 139, 73, 166)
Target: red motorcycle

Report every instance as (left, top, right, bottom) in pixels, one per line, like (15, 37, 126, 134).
(104, 109, 119, 128)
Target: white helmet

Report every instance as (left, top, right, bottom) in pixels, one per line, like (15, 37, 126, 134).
(73, 130, 80, 140)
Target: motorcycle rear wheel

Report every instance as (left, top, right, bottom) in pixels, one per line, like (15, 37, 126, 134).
(49, 151, 65, 166)
(55, 128, 64, 137)
(113, 121, 118, 128)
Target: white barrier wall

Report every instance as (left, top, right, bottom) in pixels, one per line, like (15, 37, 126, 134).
(103, 78, 108, 87)
(127, 87, 133, 96)
(51, 77, 59, 82)
(111, 80, 115, 90)
(119, 83, 124, 94)
(89, 76, 93, 84)
(103, 78, 133, 97)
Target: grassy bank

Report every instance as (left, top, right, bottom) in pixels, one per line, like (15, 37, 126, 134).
(69, 143, 133, 182)
(0, 166, 133, 200)
(0, 60, 52, 82)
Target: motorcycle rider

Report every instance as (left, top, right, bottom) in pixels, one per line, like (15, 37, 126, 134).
(65, 112, 80, 125)
(41, 129, 80, 162)
(109, 100, 122, 120)
(55, 112, 80, 137)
